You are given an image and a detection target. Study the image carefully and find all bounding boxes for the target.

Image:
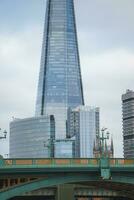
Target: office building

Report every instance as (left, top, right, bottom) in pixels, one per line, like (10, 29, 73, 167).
(35, 0, 84, 139)
(10, 115, 55, 158)
(10, 0, 84, 158)
(54, 139, 75, 158)
(122, 89, 134, 158)
(68, 106, 100, 158)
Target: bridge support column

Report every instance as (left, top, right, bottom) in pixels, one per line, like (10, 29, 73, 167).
(56, 184, 74, 200)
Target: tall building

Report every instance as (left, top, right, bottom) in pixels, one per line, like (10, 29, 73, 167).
(35, 0, 84, 139)
(122, 89, 134, 158)
(10, 115, 55, 158)
(9, 0, 84, 158)
(68, 106, 100, 158)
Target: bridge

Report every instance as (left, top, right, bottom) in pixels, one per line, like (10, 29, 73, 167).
(0, 158, 133, 200)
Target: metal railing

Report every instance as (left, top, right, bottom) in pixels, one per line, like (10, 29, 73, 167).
(0, 158, 134, 167)
(1, 158, 99, 167)
(110, 158, 134, 166)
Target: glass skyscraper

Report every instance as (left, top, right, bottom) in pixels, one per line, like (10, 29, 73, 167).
(35, 0, 84, 139)
(9, 0, 84, 158)
(68, 106, 100, 158)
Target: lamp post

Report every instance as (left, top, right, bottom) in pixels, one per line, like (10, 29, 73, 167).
(44, 138, 55, 158)
(0, 129, 7, 158)
(98, 128, 112, 180)
(98, 128, 110, 158)
(0, 129, 7, 139)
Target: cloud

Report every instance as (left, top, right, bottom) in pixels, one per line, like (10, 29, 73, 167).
(76, 0, 134, 53)
(74, 0, 134, 157)
(80, 49, 134, 157)
(0, 27, 43, 156)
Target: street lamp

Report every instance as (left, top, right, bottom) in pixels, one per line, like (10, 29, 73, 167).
(0, 129, 7, 139)
(99, 127, 110, 158)
(44, 138, 55, 158)
(0, 129, 7, 158)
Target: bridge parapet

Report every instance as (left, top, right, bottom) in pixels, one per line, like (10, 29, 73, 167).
(110, 159, 134, 166)
(0, 158, 134, 168)
(0, 158, 100, 167)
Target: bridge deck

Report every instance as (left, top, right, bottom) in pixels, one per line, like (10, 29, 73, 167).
(0, 158, 133, 200)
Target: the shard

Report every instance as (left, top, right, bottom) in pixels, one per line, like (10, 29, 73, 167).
(35, 0, 84, 138)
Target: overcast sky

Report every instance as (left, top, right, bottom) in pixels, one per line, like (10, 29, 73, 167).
(0, 0, 134, 157)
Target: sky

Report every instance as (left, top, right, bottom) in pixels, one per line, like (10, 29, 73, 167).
(0, 0, 134, 157)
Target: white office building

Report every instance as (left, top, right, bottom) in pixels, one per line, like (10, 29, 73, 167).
(68, 106, 100, 158)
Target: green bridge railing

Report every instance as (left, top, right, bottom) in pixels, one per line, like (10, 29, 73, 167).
(0, 158, 134, 167)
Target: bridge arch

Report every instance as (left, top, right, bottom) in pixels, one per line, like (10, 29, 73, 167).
(0, 173, 134, 200)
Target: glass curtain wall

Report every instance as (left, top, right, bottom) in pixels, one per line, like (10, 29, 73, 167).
(35, 0, 84, 139)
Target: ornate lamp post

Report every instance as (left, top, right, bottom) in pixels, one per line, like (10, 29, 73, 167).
(0, 129, 7, 139)
(44, 138, 55, 158)
(97, 128, 112, 180)
(98, 128, 110, 158)
(0, 129, 7, 159)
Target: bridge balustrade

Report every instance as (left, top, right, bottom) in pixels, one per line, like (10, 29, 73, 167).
(0, 158, 134, 168)
(2, 158, 99, 167)
(110, 159, 134, 166)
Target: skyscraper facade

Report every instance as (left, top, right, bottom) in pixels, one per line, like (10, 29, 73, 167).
(68, 106, 100, 158)
(10, 115, 55, 158)
(10, 0, 85, 158)
(122, 89, 134, 158)
(35, 0, 84, 139)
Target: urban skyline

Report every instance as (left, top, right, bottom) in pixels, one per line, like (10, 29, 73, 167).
(1, 0, 134, 157)
(10, 0, 86, 158)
